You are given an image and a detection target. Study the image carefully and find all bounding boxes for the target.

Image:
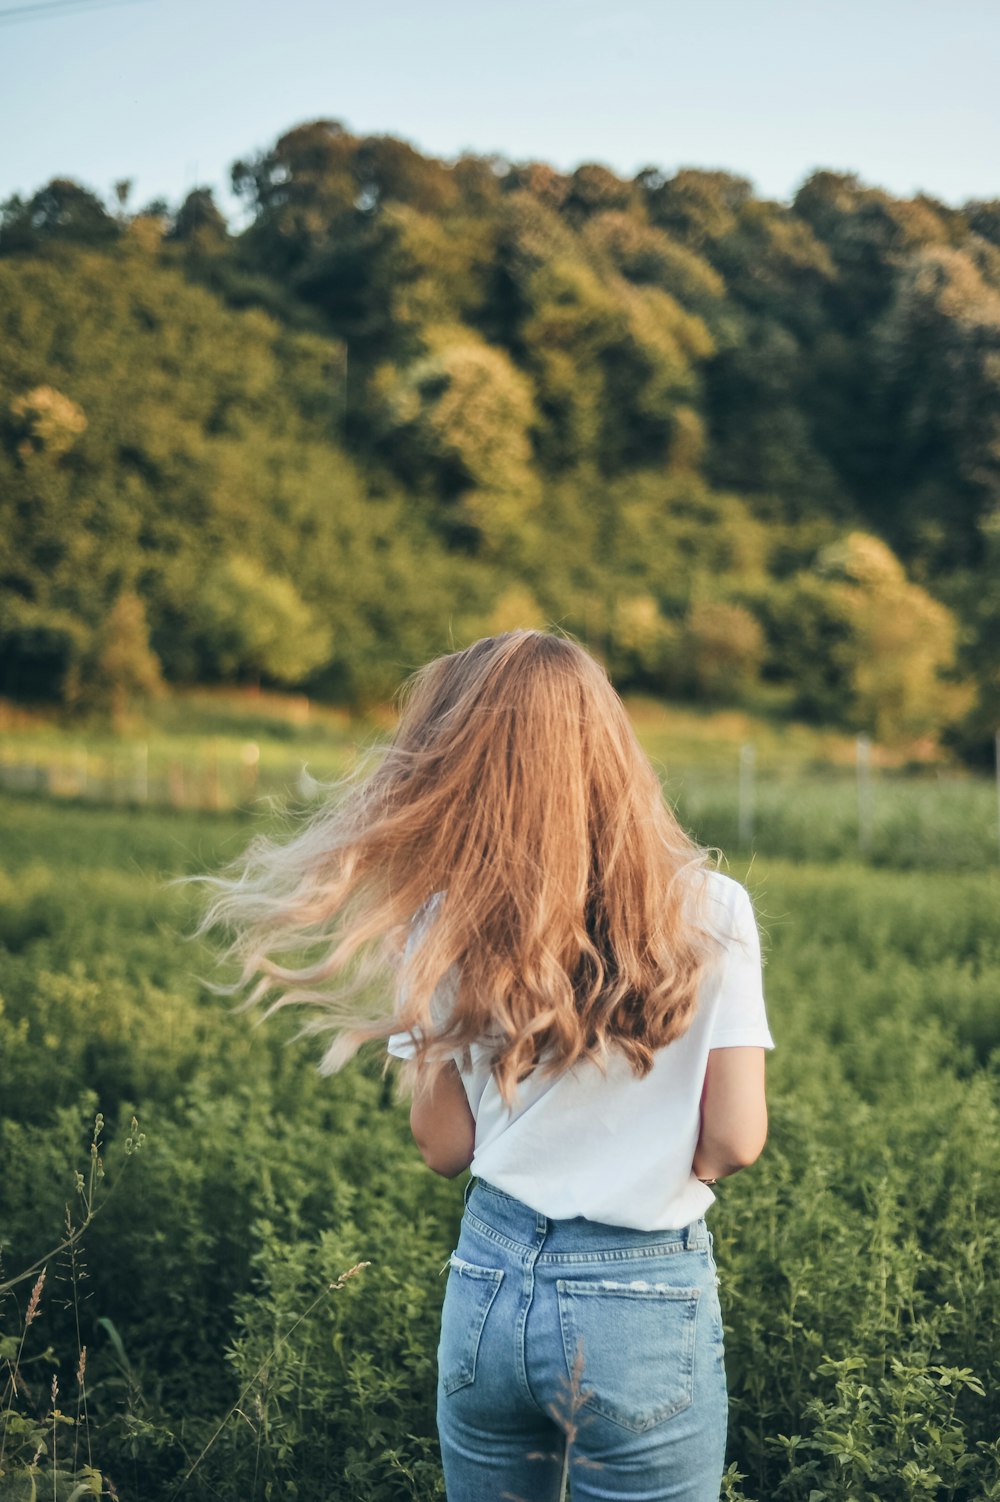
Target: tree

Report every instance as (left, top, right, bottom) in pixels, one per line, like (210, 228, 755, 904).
(965, 199, 1000, 247)
(816, 533, 968, 741)
(703, 314, 848, 515)
(948, 507, 1000, 760)
(684, 600, 765, 701)
(0, 179, 119, 254)
(710, 198, 836, 331)
(451, 154, 507, 211)
(65, 590, 164, 727)
(870, 245, 1000, 571)
(0, 598, 88, 704)
(10, 385, 87, 460)
(232, 119, 359, 279)
(641, 168, 753, 250)
(1, 131, 995, 741)
(561, 163, 633, 224)
(369, 331, 540, 554)
(792, 171, 946, 330)
(185, 556, 332, 686)
(169, 188, 230, 249)
(758, 572, 857, 723)
(608, 594, 678, 688)
(502, 161, 568, 211)
(581, 212, 724, 311)
(1, 384, 91, 702)
(351, 135, 459, 216)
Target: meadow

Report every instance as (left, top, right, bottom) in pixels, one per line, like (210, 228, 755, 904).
(1, 766, 999, 1500)
(2, 688, 995, 873)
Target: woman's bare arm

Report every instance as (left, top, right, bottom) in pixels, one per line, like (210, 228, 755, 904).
(692, 1047, 769, 1181)
(409, 1060, 477, 1179)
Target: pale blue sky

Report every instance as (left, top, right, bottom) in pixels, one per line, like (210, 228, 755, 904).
(2, 0, 999, 225)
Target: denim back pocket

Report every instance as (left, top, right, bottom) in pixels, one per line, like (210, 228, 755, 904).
(438, 1255, 505, 1396)
(556, 1278, 701, 1432)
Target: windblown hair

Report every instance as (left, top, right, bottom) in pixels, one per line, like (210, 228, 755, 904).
(191, 630, 721, 1104)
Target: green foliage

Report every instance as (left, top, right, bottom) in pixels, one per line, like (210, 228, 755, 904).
(948, 510, 1000, 761)
(369, 330, 540, 554)
(683, 600, 766, 701)
(67, 591, 165, 728)
(754, 533, 967, 739)
(184, 556, 332, 686)
(167, 187, 230, 250)
(1, 797, 999, 1498)
(0, 180, 120, 254)
(0, 245, 491, 710)
(814, 533, 968, 740)
(2, 129, 1000, 751)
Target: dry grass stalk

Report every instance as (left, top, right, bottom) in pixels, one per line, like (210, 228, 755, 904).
(169, 1259, 372, 1497)
(505, 1338, 601, 1502)
(24, 1269, 46, 1327)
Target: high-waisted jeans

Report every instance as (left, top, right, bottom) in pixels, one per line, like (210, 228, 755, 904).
(437, 1179, 728, 1502)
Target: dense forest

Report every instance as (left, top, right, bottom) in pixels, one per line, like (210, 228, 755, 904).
(2, 122, 999, 752)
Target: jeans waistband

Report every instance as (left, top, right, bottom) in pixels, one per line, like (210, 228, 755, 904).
(463, 1177, 708, 1260)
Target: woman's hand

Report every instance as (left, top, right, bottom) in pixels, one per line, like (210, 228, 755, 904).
(410, 1060, 476, 1179)
(693, 1046, 768, 1182)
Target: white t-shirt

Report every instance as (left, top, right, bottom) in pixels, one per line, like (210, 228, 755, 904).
(388, 870, 775, 1231)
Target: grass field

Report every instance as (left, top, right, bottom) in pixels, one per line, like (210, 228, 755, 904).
(2, 686, 996, 873)
(0, 682, 957, 775)
(1, 786, 999, 1501)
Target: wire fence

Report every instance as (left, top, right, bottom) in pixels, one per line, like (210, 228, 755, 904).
(2, 736, 999, 872)
(0, 740, 269, 812)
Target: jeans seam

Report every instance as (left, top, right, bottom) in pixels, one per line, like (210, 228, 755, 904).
(462, 1213, 553, 1418)
(464, 1211, 708, 1262)
(516, 1228, 555, 1417)
(537, 1240, 706, 1263)
(515, 1246, 538, 1411)
(464, 1209, 540, 1257)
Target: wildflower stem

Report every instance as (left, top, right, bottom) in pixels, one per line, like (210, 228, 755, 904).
(0, 1267, 47, 1475)
(51, 1375, 58, 1502)
(558, 1436, 569, 1502)
(168, 1261, 369, 1496)
(0, 1112, 139, 1300)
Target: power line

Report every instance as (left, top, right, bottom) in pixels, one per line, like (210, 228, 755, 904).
(0, 0, 151, 25)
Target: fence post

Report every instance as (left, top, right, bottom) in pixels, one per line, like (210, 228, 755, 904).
(135, 741, 148, 804)
(857, 734, 873, 858)
(169, 761, 185, 809)
(738, 742, 756, 849)
(206, 739, 220, 811)
(241, 741, 260, 801)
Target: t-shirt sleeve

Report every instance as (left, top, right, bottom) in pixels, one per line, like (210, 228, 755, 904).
(387, 990, 459, 1061)
(386, 1027, 421, 1060)
(707, 883, 775, 1050)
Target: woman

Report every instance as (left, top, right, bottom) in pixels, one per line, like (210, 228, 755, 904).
(197, 630, 774, 1502)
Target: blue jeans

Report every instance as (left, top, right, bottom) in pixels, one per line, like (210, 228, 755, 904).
(437, 1179, 728, 1502)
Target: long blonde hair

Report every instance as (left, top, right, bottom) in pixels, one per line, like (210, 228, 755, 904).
(191, 630, 719, 1103)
